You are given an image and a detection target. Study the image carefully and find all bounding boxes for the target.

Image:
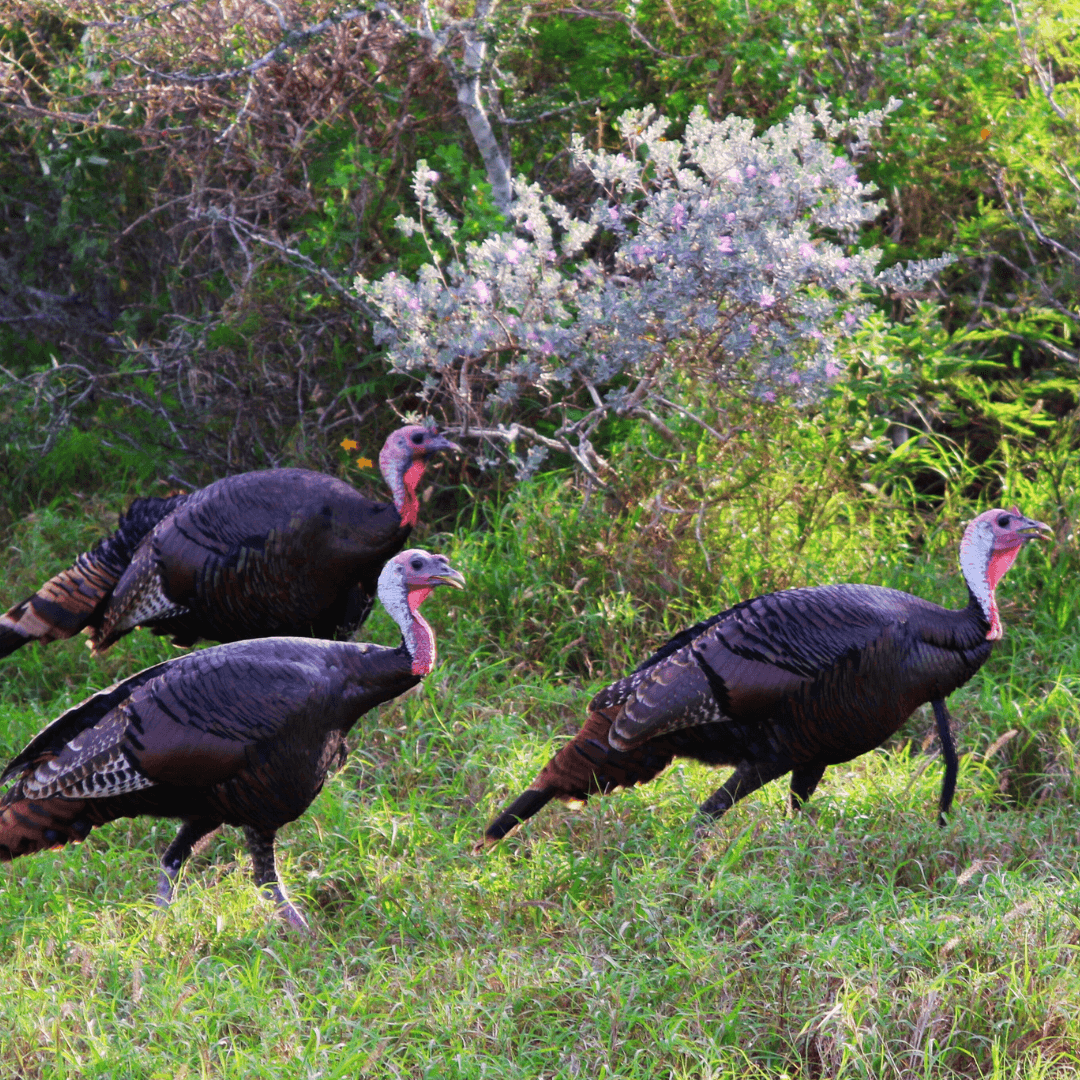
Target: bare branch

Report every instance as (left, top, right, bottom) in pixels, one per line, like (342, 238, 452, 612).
(650, 395, 738, 446)
(1014, 191, 1080, 269)
(1001, 332, 1079, 366)
(195, 209, 379, 316)
(499, 99, 600, 126)
(373, 0, 514, 209)
(109, 7, 378, 86)
(629, 407, 678, 442)
(1007, 0, 1075, 126)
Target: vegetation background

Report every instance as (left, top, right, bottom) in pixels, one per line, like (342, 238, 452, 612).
(0, 0, 1078, 1075)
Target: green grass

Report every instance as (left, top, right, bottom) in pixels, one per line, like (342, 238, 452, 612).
(0, 435, 1077, 1078)
(3, 710, 1080, 1078)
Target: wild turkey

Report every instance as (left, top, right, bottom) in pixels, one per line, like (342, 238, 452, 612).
(0, 548, 464, 930)
(0, 424, 456, 656)
(483, 507, 1050, 844)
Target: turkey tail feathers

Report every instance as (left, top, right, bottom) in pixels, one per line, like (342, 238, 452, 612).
(0, 795, 92, 861)
(0, 554, 119, 656)
(482, 707, 678, 845)
(0, 494, 184, 658)
(483, 788, 555, 843)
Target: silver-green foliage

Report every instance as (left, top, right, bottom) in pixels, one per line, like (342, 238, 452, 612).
(358, 103, 951, 478)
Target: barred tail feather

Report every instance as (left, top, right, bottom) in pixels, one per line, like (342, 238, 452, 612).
(0, 494, 185, 659)
(482, 707, 678, 844)
(0, 551, 123, 655)
(0, 795, 93, 861)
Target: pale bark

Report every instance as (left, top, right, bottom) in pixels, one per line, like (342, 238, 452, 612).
(376, 0, 514, 211)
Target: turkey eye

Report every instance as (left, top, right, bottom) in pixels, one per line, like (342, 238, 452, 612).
(410, 559, 424, 570)
(997, 514, 1011, 528)
(411, 432, 424, 445)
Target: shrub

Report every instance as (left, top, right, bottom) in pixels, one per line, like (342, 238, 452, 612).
(358, 103, 950, 481)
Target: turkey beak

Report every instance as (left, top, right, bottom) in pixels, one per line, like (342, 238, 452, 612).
(1015, 515, 1053, 543)
(432, 566, 466, 590)
(426, 432, 460, 455)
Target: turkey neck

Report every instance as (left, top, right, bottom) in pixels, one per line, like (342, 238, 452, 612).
(959, 525, 1022, 642)
(382, 458, 427, 529)
(380, 583, 437, 676)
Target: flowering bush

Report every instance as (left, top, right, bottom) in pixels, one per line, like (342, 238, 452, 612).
(357, 103, 950, 479)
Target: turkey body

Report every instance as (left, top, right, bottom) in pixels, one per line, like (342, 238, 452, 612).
(104, 467, 416, 648)
(0, 635, 412, 855)
(484, 508, 1050, 842)
(0, 548, 465, 929)
(0, 425, 455, 656)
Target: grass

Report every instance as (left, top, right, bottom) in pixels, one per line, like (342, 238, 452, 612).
(0, 428, 1077, 1078)
(4, 729, 1080, 1078)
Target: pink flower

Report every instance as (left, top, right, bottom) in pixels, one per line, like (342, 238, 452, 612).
(473, 281, 491, 303)
(718, 236, 734, 254)
(726, 167, 741, 184)
(763, 390, 776, 402)
(844, 311, 857, 326)
(825, 362, 841, 378)
(799, 243, 815, 260)
(725, 212, 736, 222)
(745, 165, 758, 178)
(608, 206, 620, 222)
(767, 172, 781, 187)
(671, 202, 687, 230)
(837, 257, 850, 272)
(832, 158, 846, 170)
(845, 174, 859, 188)
(760, 289, 776, 309)
(787, 372, 801, 385)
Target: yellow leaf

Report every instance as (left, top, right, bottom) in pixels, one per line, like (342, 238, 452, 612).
(356, 456, 373, 469)
(340, 438, 358, 452)
(980, 128, 991, 140)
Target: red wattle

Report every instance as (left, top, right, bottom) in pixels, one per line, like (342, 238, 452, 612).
(986, 544, 1020, 593)
(407, 587, 433, 614)
(399, 460, 426, 527)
